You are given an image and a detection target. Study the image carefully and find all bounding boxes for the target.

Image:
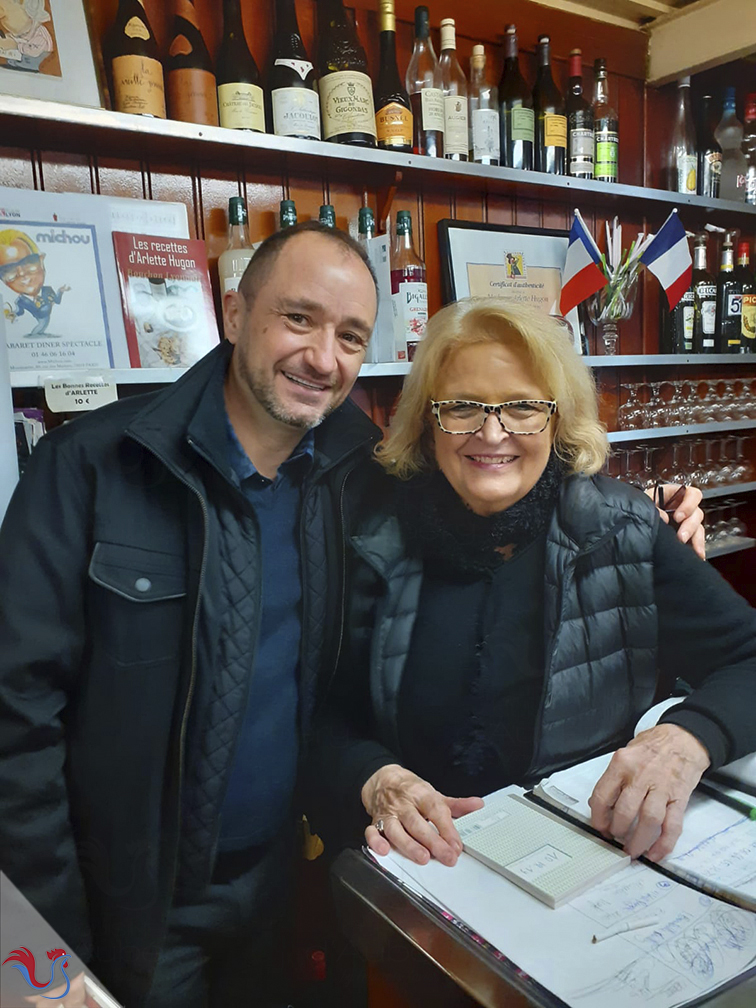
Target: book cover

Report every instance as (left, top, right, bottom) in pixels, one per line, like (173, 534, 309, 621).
(113, 232, 220, 369)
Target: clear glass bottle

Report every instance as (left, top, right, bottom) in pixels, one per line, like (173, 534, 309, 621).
(592, 58, 618, 183)
(439, 19, 468, 162)
(742, 92, 756, 206)
(390, 210, 427, 361)
(468, 44, 500, 165)
(217, 196, 255, 293)
(715, 87, 747, 202)
(669, 77, 697, 194)
(406, 5, 444, 157)
(691, 234, 717, 353)
(565, 48, 593, 180)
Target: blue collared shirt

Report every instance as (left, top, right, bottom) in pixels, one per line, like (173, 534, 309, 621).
(218, 418, 314, 851)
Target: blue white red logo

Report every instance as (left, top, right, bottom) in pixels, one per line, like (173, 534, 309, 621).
(2, 946, 71, 999)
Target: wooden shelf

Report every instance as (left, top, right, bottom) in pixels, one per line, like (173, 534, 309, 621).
(702, 482, 756, 499)
(608, 420, 756, 442)
(707, 536, 756, 559)
(2, 95, 755, 224)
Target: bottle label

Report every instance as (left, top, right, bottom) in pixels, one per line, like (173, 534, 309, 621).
(742, 294, 756, 340)
(511, 106, 534, 142)
(168, 68, 219, 126)
(443, 95, 468, 155)
(569, 127, 593, 172)
(320, 71, 376, 140)
(112, 55, 166, 118)
(218, 82, 265, 131)
(682, 305, 694, 351)
(272, 87, 320, 138)
(376, 101, 413, 147)
(675, 154, 697, 194)
(124, 16, 150, 41)
(701, 296, 716, 335)
(274, 58, 313, 80)
(747, 167, 756, 205)
(595, 130, 619, 179)
(728, 293, 742, 317)
(544, 113, 567, 148)
(472, 108, 500, 161)
(420, 88, 445, 132)
(705, 150, 722, 175)
(169, 34, 192, 58)
(392, 281, 428, 360)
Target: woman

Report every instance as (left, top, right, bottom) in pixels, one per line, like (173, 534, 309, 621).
(309, 299, 756, 868)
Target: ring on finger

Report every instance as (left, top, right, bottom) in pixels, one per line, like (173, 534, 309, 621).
(374, 815, 398, 838)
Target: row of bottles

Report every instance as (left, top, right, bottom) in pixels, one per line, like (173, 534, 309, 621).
(669, 82, 756, 203)
(105, 1, 618, 180)
(662, 233, 755, 354)
(217, 196, 427, 360)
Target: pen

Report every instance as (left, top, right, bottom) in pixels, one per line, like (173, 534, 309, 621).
(592, 917, 660, 943)
(696, 779, 756, 820)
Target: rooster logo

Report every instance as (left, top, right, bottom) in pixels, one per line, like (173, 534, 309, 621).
(2, 947, 71, 999)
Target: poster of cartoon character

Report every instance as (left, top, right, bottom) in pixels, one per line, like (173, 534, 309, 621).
(0, 223, 114, 371)
(0, 0, 59, 75)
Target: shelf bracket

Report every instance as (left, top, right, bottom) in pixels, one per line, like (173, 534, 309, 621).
(378, 170, 403, 232)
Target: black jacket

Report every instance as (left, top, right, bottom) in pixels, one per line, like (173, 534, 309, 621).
(308, 473, 756, 849)
(0, 343, 380, 1004)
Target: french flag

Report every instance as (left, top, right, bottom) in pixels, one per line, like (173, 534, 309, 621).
(559, 210, 607, 316)
(640, 209, 692, 311)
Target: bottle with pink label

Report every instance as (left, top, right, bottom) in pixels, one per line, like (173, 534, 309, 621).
(390, 210, 428, 361)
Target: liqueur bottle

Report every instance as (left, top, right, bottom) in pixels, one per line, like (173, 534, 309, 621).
(592, 58, 618, 183)
(319, 204, 336, 228)
(217, 0, 265, 131)
(715, 232, 742, 352)
(716, 87, 747, 202)
(533, 35, 566, 175)
(405, 5, 444, 158)
(669, 77, 697, 194)
(269, 0, 319, 139)
(697, 94, 722, 198)
(743, 93, 756, 206)
(735, 240, 755, 351)
(374, 0, 413, 152)
(318, 0, 376, 147)
(108, 0, 166, 118)
(468, 45, 500, 166)
(166, 0, 218, 126)
(498, 24, 533, 171)
(390, 210, 427, 361)
(565, 49, 593, 180)
(357, 206, 376, 244)
(438, 18, 468, 162)
(279, 198, 298, 228)
(217, 197, 255, 294)
(691, 233, 717, 353)
(660, 286, 694, 353)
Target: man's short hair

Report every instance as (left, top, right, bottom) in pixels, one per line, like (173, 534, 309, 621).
(236, 219, 378, 304)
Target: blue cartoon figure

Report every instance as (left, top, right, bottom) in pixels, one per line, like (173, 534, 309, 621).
(0, 230, 70, 336)
(0, 0, 54, 73)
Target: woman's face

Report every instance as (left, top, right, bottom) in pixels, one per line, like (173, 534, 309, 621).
(431, 340, 554, 516)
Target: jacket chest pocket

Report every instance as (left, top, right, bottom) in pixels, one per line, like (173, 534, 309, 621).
(88, 541, 188, 668)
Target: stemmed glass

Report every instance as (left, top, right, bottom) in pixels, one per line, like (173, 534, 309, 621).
(641, 383, 665, 429)
(732, 436, 755, 483)
(618, 384, 644, 431)
(661, 381, 685, 427)
(658, 441, 686, 484)
(692, 381, 716, 424)
(724, 500, 748, 539)
(634, 445, 657, 490)
(713, 437, 736, 486)
(697, 439, 720, 488)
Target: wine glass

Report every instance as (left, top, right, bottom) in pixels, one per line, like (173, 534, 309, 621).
(618, 384, 644, 431)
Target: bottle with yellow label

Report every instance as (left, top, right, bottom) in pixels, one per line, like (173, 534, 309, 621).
(167, 0, 218, 126)
(217, 0, 266, 132)
(374, 0, 412, 152)
(669, 77, 697, 194)
(108, 0, 165, 118)
(318, 0, 376, 147)
(533, 35, 566, 175)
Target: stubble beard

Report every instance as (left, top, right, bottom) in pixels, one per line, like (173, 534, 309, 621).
(238, 356, 335, 430)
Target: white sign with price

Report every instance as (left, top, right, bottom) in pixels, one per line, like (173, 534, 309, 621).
(44, 376, 118, 413)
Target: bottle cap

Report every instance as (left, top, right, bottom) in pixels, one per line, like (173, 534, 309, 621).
(505, 24, 516, 35)
(279, 199, 297, 226)
(228, 196, 247, 225)
(568, 49, 582, 77)
(724, 85, 736, 106)
(358, 206, 375, 234)
(471, 43, 485, 67)
(396, 209, 413, 234)
(678, 76, 691, 86)
(594, 57, 607, 72)
(379, 0, 395, 32)
(414, 5, 429, 38)
(440, 18, 456, 50)
(737, 239, 751, 258)
(319, 204, 336, 228)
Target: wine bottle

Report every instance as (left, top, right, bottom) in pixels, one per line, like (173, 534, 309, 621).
(691, 234, 717, 353)
(669, 77, 697, 194)
(660, 286, 694, 353)
(218, 197, 255, 294)
(166, 0, 218, 126)
(357, 206, 376, 244)
(374, 0, 412, 152)
(592, 58, 618, 183)
(406, 5, 444, 158)
(269, 0, 320, 140)
(715, 232, 742, 352)
(391, 210, 427, 361)
(735, 240, 754, 352)
(217, 0, 265, 131)
(697, 94, 722, 198)
(743, 93, 756, 206)
(533, 35, 566, 175)
(318, 0, 376, 147)
(498, 24, 533, 171)
(565, 49, 593, 180)
(716, 87, 747, 202)
(279, 199, 298, 228)
(439, 19, 468, 162)
(319, 204, 336, 228)
(108, 0, 166, 118)
(468, 45, 500, 165)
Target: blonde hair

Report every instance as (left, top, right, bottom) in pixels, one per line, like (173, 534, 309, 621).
(378, 299, 608, 478)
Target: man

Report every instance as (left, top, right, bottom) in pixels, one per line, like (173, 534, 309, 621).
(0, 220, 703, 1007)
(0, 223, 379, 1007)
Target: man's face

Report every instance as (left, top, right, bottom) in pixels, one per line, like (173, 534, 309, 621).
(224, 233, 377, 430)
(0, 252, 45, 297)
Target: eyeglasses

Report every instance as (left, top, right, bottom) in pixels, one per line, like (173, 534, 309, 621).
(430, 399, 557, 435)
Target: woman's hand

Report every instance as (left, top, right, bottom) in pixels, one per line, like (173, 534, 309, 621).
(361, 764, 484, 866)
(645, 483, 705, 559)
(588, 723, 710, 861)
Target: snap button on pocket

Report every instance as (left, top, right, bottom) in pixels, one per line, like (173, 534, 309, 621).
(135, 577, 152, 593)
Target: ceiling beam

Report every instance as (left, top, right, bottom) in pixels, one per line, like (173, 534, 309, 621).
(646, 0, 756, 85)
